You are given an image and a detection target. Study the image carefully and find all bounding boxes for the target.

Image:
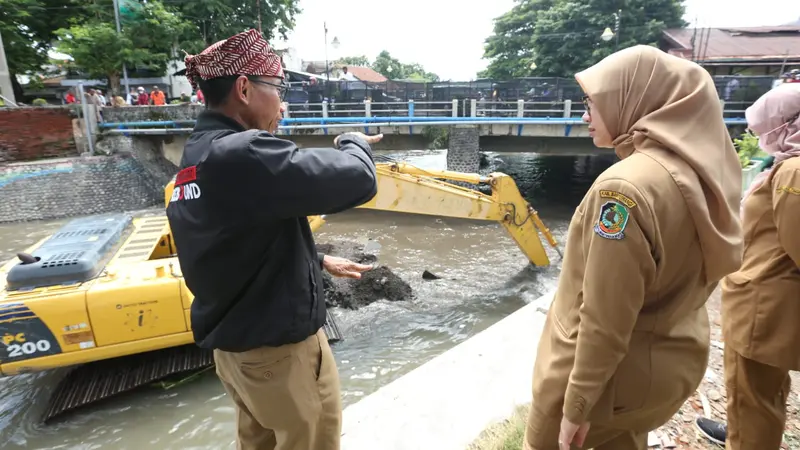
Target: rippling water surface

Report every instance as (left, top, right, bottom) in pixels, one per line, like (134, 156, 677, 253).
(0, 149, 616, 449)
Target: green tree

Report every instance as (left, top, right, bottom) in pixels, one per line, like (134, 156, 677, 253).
(55, 1, 191, 94)
(337, 55, 371, 66)
(372, 51, 404, 78)
(481, 0, 687, 79)
(480, 0, 552, 79)
(55, 23, 131, 95)
(172, 0, 301, 53)
(407, 64, 440, 82)
(0, 0, 83, 98)
(371, 51, 439, 82)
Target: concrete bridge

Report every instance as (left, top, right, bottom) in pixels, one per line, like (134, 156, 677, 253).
(100, 99, 747, 137)
(95, 100, 748, 172)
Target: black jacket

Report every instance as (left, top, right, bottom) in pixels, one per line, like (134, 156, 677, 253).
(166, 110, 377, 351)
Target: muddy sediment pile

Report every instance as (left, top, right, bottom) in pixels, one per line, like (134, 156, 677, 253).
(316, 239, 414, 309)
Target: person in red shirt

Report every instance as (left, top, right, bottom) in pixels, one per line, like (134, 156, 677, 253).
(64, 91, 75, 104)
(136, 87, 149, 106)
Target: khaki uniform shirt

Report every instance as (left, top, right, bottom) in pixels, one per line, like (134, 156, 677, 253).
(533, 149, 716, 430)
(722, 157, 800, 370)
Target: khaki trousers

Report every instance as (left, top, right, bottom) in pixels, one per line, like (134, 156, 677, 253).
(724, 345, 791, 450)
(214, 328, 341, 450)
(524, 406, 647, 450)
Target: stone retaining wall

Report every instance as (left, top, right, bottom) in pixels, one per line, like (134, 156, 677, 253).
(0, 106, 81, 163)
(0, 136, 177, 223)
(101, 104, 203, 123)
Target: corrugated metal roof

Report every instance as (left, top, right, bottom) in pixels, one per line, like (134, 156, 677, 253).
(346, 66, 388, 83)
(663, 27, 800, 62)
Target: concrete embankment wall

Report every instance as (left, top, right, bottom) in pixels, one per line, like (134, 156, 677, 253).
(340, 291, 554, 450)
(0, 105, 178, 223)
(0, 152, 173, 224)
(0, 114, 176, 224)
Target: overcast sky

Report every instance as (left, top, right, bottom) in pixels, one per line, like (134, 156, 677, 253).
(274, 0, 800, 80)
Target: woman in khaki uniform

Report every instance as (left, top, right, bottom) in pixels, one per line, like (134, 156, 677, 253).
(696, 83, 800, 449)
(524, 45, 744, 450)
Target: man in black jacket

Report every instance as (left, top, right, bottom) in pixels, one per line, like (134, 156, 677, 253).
(166, 29, 381, 450)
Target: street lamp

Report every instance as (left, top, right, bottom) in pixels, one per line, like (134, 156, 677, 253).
(600, 10, 622, 50)
(324, 24, 341, 100)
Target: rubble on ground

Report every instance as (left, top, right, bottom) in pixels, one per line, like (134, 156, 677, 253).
(650, 288, 800, 449)
(316, 239, 414, 309)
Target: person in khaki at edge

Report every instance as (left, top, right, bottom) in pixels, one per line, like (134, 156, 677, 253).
(524, 45, 744, 450)
(694, 83, 800, 449)
(166, 29, 383, 450)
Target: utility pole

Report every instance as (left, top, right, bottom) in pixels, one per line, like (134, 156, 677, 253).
(257, 0, 262, 33)
(112, 0, 131, 96)
(324, 22, 330, 101)
(0, 31, 17, 105)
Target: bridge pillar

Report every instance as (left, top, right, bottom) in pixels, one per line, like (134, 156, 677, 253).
(447, 125, 480, 173)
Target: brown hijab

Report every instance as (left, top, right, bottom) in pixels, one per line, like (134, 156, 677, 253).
(575, 45, 743, 283)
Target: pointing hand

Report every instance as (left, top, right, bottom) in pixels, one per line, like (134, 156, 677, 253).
(322, 255, 374, 279)
(335, 132, 384, 147)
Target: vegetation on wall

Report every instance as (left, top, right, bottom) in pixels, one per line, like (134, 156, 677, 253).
(733, 130, 769, 168)
(422, 126, 449, 150)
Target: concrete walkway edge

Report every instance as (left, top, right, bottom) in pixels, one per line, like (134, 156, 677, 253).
(340, 292, 555, 450)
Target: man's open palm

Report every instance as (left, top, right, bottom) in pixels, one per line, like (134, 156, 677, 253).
(322, 255, 373, 279)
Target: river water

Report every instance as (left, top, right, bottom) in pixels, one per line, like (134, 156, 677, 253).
(0, 150, 616, 449)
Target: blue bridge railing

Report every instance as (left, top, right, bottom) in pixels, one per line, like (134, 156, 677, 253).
(98, 99, 749, 135)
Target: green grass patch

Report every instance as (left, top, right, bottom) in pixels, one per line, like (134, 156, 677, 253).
(468, 404, 530, 450)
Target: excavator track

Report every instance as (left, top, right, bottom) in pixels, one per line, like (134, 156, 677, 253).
(41, 310, 343, 423)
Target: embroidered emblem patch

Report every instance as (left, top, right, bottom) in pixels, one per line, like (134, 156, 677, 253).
(776, 186, 800, 196)
(594, 201, 629, 240)
(599, 190, 637, 208)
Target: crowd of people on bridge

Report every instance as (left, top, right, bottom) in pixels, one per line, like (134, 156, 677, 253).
(63, 85, 206, 110)
(162, 27, 800, 450)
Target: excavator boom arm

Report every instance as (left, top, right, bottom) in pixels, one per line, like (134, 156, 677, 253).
(164, 162, 560, 266)
(354, 163, 558, 266)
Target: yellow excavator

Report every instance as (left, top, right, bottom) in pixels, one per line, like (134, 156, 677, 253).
(0, 160, 560, 422)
